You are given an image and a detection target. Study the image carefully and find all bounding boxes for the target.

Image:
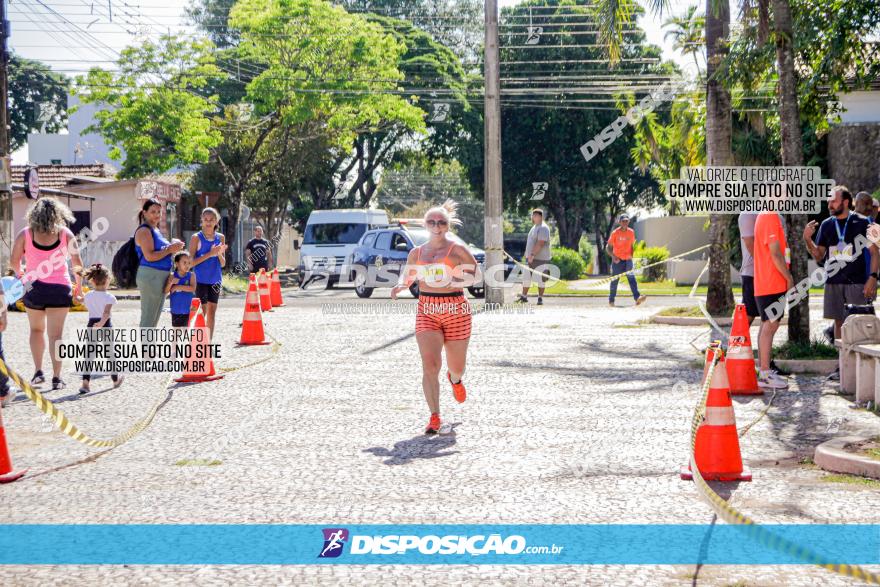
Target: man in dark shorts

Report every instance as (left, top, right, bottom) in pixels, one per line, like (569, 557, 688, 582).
(738, 212, 759, 322)
(754, 211, 793, 390)
(804, 186, 878, 381)
(244, 226, 273, 274)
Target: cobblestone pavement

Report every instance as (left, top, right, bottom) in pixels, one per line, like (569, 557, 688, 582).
(2, 289, 879, 586)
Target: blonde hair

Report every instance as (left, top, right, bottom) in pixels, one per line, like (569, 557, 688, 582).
(26, 197, 75, 234)
(424, 199, 462, 227)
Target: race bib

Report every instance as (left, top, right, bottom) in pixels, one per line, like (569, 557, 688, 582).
(425, 264, 448, 286)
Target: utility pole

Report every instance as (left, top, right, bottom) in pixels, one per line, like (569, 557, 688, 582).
(0, 0, 12, 272)
(483, 0, 504, 305)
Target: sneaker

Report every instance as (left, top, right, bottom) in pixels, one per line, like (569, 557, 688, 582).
(448, 372, 466, 403)
(113, 375, 125, 389)
(0, 388, 13, 408)
(826, 367, 840, 382)
(636, 295, 647, 305)
(514, 294, 528, 304)
(78, 386, 90, 395)
(425, 413, 441, 435)
(51, 377, 66, 391)
(31, 370, 45, 386)
(537, 297, 543, 306)
(758, 370, 789, 390)
(609, 301, 615, 307)
(769, 360, 791, 377)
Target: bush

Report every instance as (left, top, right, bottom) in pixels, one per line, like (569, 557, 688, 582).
(773, 339, 838, 360)
(578, 235, 594, 269)
(551, 247, 587, 280)
(633, 241, 669, 282)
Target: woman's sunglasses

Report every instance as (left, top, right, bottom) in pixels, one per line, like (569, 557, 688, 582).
(426, 219, 448, 227)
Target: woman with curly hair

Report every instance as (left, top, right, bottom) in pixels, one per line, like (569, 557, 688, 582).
(10, 197, 84, 390)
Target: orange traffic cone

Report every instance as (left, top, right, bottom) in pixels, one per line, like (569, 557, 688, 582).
(175, 298, 224, 383)
(0, 401, 26, 483)
(681, 345, 752, 482)
(270, 268, 285, 307)
(258, 269, 273, 312)
(727, 304, 762, 395)
(240, 274, 270, 346)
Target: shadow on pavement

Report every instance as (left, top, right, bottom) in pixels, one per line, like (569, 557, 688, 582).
(364, 426, 460, 465)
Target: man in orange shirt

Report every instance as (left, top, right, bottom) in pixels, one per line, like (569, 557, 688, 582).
(753, 211, 794, 390)
(607, 214, 646, 307)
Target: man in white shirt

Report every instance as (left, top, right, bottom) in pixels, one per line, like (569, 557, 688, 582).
(516, 209, 552, 306)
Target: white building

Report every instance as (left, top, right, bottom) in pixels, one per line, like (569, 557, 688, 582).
(25, 94, 121, 166)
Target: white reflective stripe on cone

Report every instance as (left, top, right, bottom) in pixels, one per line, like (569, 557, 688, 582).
(726, 346, 753, 359)
(704, 406, 736, 427)
(709, 362, 731, 389)
(243, 311, 262, 321)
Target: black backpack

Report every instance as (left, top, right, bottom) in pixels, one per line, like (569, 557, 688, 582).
(112, 235, 141, 288)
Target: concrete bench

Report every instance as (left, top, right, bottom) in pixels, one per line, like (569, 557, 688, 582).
(849, 343, 880, 406)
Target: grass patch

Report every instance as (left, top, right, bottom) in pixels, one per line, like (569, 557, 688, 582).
(174, 458, 222, 467)
(612, 323, 643, 329)
(821, 474, 880, 488)
(221, 273, 250, 294)
(547, 324, 561, 329)
(773, 339, 837, 360)
(864, 448, 880, 461)
(798, 455, 815, 466)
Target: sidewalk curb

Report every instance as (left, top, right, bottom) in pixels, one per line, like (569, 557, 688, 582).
(814, 436, 880, 479)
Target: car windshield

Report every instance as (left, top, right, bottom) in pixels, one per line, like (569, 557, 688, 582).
(303, 223, 367, 245)
(406, 228, 466, 247)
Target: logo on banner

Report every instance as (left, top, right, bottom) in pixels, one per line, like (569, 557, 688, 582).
(318, 528, 349, 558)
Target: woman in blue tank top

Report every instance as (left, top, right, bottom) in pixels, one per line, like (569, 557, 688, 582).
(189, 207, 227, 338)
(135, 199, 184, 327)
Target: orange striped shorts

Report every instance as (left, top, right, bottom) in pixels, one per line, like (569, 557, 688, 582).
(415, 292, 472, 341)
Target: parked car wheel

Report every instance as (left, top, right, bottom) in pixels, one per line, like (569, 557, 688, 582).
(354, 270, 373, 298)
(409, 282, 420, 298)
(467, 286, 485, 299)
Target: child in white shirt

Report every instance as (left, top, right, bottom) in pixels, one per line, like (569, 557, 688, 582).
(79, 264, 124, 394)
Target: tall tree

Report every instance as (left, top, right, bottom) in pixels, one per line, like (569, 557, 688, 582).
(703, 0, 735, 314)
(456, 0, 665, 250)
(663, 5, 705, 73)
(9, 55, 70, 152)
(771, 0, 809, 342)
(595, 0, 734, 313)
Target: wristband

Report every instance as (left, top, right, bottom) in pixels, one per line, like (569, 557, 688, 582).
(871, 272, 879, 280)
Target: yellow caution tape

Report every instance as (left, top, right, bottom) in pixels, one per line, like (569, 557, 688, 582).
(503, 243, 711, 289)
(0, 324, 282, 448)
(690, 348, 880, 584)
(0, 358, 174, 448)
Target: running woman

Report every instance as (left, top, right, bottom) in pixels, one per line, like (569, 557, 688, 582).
(189, 208, 226, 339)
(391, 200, 481, 434)
(78, 264, 123, 394)
(165, 250, 197, 328)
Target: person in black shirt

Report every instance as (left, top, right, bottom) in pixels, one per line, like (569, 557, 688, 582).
(245, 226, 273, 273)
(804, 186, 878, 342)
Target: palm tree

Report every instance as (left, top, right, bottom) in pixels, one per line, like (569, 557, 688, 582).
(595, 0, 734, 314)
(770, 0, 809, 343)
(663, 5, 705, 74)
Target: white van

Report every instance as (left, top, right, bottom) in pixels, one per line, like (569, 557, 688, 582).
(297, 209, 389, 287)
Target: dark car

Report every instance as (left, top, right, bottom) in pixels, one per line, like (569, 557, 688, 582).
(348, 225, 486, 298)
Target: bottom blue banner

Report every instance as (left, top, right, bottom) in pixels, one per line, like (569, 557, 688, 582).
(0, 525, 877, 565)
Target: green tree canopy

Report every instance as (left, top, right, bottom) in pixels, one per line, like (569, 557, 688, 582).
(9, 55, 70, 152)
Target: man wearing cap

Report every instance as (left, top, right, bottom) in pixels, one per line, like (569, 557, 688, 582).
(607, 214, 646, 307)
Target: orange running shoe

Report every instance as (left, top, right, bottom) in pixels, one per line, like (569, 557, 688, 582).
(448, 372, 467, 403)
(425, 413, 441, 434)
